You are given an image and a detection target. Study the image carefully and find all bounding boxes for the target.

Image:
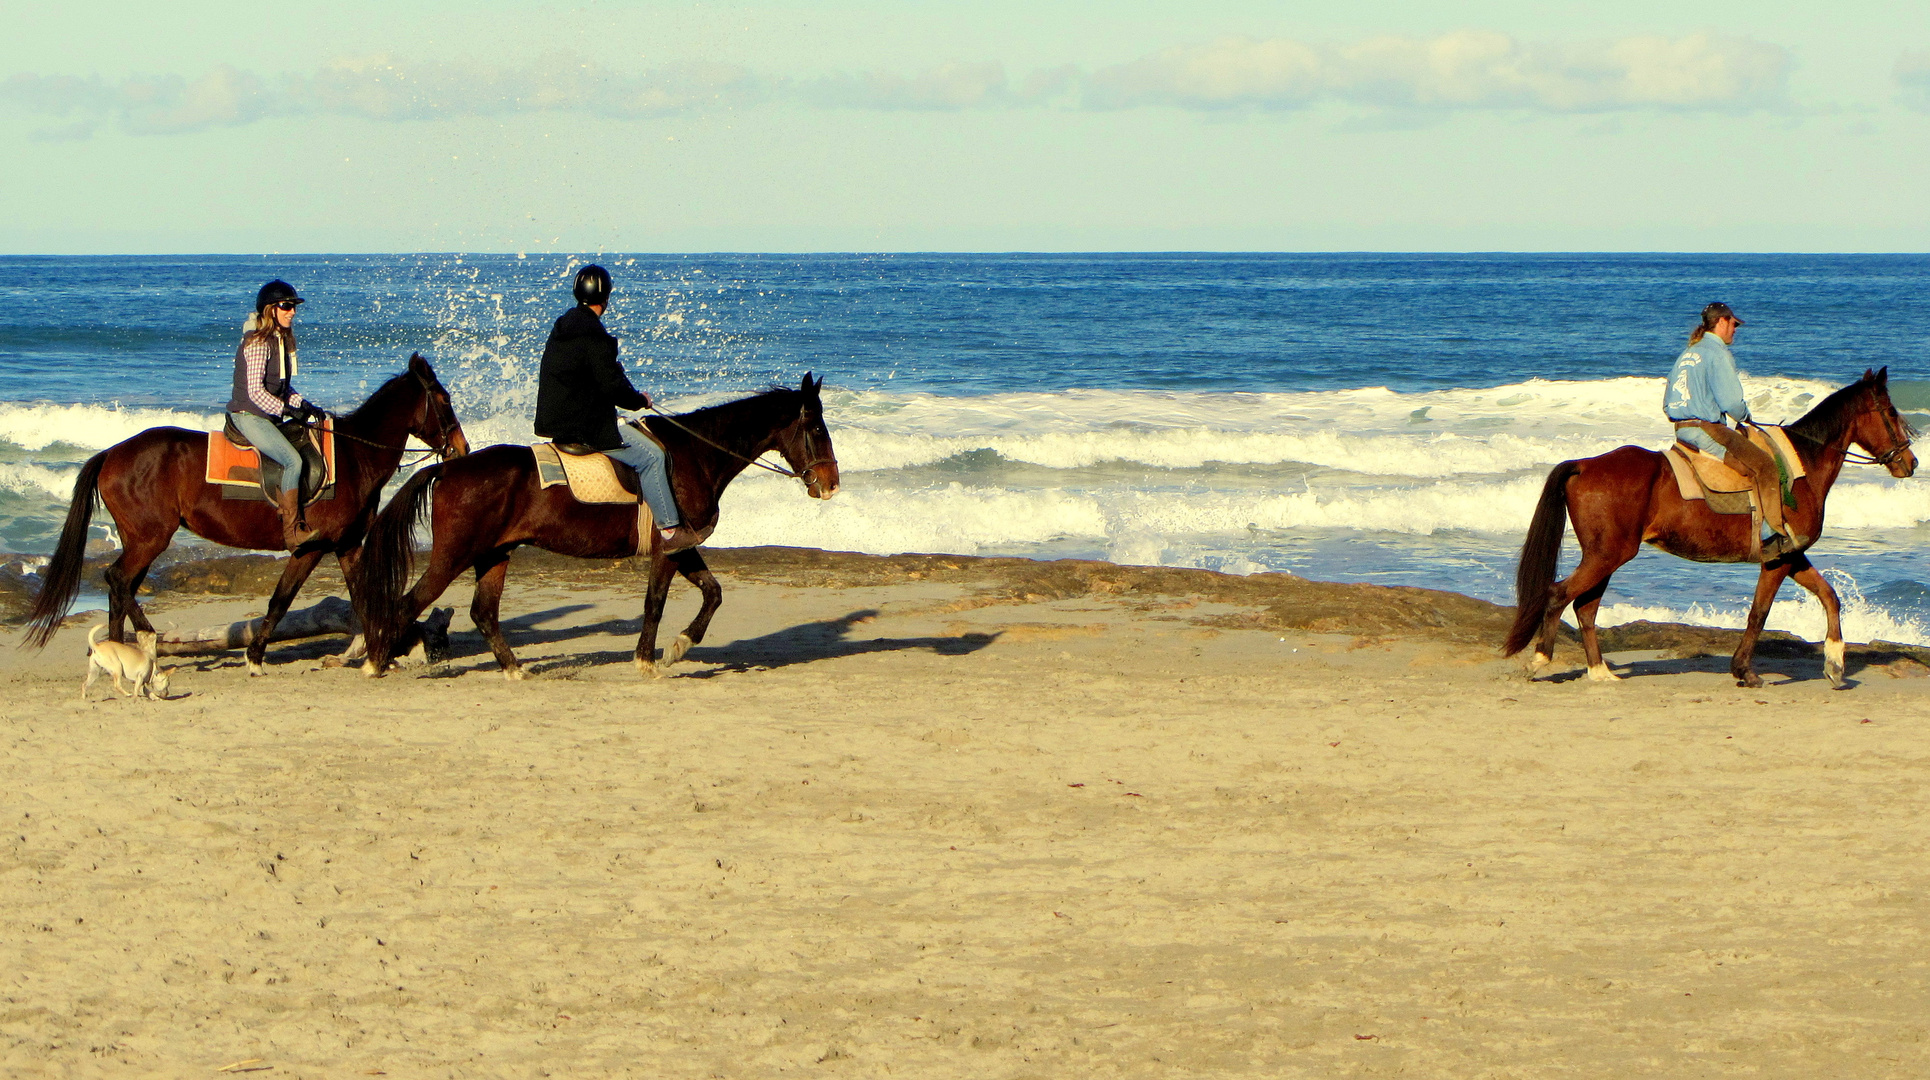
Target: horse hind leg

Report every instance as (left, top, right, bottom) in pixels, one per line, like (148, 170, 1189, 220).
(1571, 575, 1621, 682)
(664, 549, 721, 666)
(103, 530, 173, 642)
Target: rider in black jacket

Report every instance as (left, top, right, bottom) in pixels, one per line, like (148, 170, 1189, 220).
(534, 265, 696, 548)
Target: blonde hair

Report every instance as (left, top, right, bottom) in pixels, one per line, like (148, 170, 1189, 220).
(243, 307, 297, 353)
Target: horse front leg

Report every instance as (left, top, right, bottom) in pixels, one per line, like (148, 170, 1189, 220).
(664, 548, 722, 666)
(333, 546, 368, 664)
(633, 549, 676, 678)
(1732, 560, 1795, 689)
(469, 550, 524, 681)
(1787, 556, 1847, 688)
(246, 547, 328, 674)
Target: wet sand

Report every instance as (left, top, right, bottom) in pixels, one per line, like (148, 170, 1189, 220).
(4, 548, 1930, 1078)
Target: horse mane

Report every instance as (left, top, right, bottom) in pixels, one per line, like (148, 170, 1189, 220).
(1786, 370, 1888, 447)
(667, 386, 803, 431)
(341, 366, 424, 424)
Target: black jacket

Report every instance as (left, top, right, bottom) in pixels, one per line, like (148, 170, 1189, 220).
(533, 306, 648, 450)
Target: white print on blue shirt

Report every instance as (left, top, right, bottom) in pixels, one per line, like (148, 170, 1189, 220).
(1668, 352, 1701, 411)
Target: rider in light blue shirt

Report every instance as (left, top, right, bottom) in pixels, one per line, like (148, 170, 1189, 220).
(1664, 327, 1752, 454)
(1662, 302, 1803, 555)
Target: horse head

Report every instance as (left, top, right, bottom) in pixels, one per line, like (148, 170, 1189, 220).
(1856, 366, 1917, 478)
(406, 353, 471, 461)
(775, 372, 839, 499)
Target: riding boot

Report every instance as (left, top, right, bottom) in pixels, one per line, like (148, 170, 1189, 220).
(1748, 471, 1808, 554)
(656, 523, 705, 552)
(277, 488, 317, 550)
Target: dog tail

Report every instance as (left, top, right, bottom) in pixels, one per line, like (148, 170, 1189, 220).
(87, 623, 107, 650)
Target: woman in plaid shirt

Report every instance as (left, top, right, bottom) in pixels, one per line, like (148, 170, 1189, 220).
(226, 279, 327, 548)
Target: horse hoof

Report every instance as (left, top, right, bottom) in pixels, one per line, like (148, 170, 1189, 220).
(503, 666, 528, 682)
(1585, 663, 1620, 682)
(1529, 651, 1551, 674)
(666, 633, 694, 666)
(247, 660, 266, 677)
(1734, 673, 1763, 689)
(635, 658, 663, 679)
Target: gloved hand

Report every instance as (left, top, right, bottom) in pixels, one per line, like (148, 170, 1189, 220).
(300, 402, 328, 425)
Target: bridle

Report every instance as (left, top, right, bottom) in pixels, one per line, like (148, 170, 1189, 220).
(1847, 406, 1914, 467)
(1785, 400, 1915, 467)
(641, 402, 836, 490)
(314, 368, 463, 466)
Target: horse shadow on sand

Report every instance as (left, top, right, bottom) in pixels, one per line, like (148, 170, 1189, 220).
(428, 606, 999, 678)
(1535, 641, 1902, 689)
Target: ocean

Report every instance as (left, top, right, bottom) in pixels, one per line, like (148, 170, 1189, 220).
(2, 252, 1927, 643)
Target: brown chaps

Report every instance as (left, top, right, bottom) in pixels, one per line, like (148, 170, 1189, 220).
(1676, 420, 1791, 535)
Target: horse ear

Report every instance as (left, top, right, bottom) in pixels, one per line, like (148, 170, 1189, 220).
(409, 352, 430, 374)
(801, 372, 819, 395)
(1878, 365, 1889, 384)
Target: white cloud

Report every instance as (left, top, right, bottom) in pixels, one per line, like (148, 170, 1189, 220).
(1900, 52, 1930, 112)
(0, 32, 1797, 138)
(1085, 32, 1792, 114)
(1, 55, 766, 135)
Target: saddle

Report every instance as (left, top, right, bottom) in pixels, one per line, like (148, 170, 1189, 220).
(1663, 424, 1805, 516)
(207, 417, 336, 505)
(529, 427, 714, 555)
(531, 441, 644, 504)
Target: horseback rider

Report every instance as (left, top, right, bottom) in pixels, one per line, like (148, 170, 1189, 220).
(1664, 301, 1803, 558)
(533, 265, 699, 550)
(226, 279, 326, 548)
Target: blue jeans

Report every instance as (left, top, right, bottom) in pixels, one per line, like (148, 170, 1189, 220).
(229, 411, 303, 495)
(1675, 426, 1726, 458)
(603, 424, 680, 527)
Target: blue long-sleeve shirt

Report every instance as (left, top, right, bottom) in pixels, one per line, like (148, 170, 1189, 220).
(1663, 334, 1751, 425)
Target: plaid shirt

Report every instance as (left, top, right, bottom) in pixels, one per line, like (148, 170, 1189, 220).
(233, 334, 307, 417)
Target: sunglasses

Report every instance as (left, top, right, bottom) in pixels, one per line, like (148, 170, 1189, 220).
(272, 301, 301, 311)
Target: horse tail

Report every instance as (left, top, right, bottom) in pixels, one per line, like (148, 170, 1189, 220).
(1503, 459, 1581, 657)
(23, 451, 108, 649)
(354, 463, 440, 664)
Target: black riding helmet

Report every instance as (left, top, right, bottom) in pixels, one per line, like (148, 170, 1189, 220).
(573, 264, 612, 307)
(256, 279, 304, 312)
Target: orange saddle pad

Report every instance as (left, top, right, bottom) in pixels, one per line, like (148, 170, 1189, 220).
(206, 419, 337, 499)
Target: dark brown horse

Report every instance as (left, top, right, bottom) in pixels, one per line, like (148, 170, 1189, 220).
(354, 374, 838, 678)
(1505, 368, 1916, 688)
(23, 354, 470, 670)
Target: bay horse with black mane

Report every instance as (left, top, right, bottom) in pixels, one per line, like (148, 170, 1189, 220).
(354, 374, 838, 678)
(22, 354, 469, 670)
(1505, 368, 1916, 688)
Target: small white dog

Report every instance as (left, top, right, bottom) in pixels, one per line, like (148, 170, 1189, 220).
(82, 624, 172, 701)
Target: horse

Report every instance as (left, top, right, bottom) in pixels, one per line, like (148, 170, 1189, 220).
(353, 374, 839, 679)
(1505, 368, 1917, 689)
(23, 354, 470, 672)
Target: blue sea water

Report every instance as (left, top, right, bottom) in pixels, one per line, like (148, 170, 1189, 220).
(2, 252, 1928, 643)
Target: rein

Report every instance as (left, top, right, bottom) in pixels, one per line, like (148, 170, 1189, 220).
(307, 368, 461, 465)
(640, 403, 832, 486)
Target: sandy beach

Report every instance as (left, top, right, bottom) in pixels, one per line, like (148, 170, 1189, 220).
(5, 547, 1930, 1078)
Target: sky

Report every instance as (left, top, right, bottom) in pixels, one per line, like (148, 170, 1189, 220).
(2, 1, 1927, 254)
